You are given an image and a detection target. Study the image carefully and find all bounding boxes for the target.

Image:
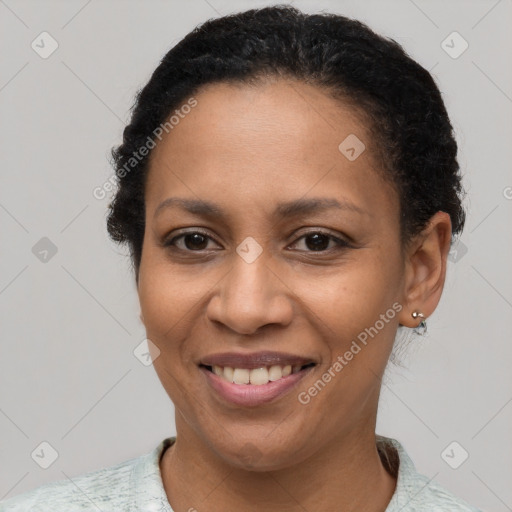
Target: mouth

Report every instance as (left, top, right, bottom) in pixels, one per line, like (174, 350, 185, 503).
(198, 352, 318, 407)
(199, 362, 316, 385)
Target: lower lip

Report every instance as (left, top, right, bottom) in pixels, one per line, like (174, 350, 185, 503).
(200, 366, 314, 407)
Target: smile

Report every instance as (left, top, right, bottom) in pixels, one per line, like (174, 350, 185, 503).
(199, 362, 317, 407)
(201, 363, 316, 385)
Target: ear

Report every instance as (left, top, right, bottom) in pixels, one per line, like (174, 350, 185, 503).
(398, 211, 452, 328)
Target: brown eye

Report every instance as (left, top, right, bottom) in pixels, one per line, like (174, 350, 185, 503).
(164, 230, 219, 252)
(303, 233, 331, 251)
(289, 231, 350, 253)
(181, 233, 209, 250)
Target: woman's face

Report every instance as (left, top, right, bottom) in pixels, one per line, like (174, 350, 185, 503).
(138, 78, 408, 469)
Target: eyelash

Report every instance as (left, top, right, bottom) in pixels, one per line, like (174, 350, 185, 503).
(163, 229, 351, 254)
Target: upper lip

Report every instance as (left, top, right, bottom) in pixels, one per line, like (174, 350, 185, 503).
(199, 351, 317, 369)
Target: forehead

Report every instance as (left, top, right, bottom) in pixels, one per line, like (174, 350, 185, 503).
(145, 79, 397, 223)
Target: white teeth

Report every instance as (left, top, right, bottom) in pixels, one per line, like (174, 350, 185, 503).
(233, 368, 250, 384)
(268, 365, 283, 381)
(211, 363, 304, 385)
(224, 366, 234, 382)
(249, 367, 269, 385)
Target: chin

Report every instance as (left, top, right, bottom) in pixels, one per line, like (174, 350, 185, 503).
(208, 432, 310, 472)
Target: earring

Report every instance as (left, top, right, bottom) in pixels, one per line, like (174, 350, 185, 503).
(411, 311, 427, 336)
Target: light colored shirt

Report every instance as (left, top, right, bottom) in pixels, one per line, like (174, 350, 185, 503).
(0, 435, 483, 511)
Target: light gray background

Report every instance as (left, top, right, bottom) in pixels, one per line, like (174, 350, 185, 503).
(1, 0, 511, 510)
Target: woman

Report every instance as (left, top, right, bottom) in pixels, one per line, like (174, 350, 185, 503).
(0, 5, 482, 511)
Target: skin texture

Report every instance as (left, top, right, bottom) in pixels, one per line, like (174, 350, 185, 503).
(137, 78, 452, 512)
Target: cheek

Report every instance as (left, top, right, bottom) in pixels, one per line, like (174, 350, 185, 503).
(138, 261, 203, 402)
(137, 252, 209, 336)
(296, 253, 400, 331)
(294, 263, 401, 416)
(293, 255, 402, 395)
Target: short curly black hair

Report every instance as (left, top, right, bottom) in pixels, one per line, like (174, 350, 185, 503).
(106, 4, 465, 282)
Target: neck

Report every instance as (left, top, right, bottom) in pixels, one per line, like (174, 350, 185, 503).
(160, 419, 397, 512)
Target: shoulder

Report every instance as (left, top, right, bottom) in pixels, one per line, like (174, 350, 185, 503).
(399, 468, 484, 511)
(377, 435, 484, 512)
(411, 475, 483, 511)
(0, 454, 140, 512)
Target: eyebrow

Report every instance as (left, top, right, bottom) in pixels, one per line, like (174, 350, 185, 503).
(153, 196, 368, 220)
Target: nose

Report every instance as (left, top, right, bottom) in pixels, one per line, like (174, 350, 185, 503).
(206, 250, 294, 335)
